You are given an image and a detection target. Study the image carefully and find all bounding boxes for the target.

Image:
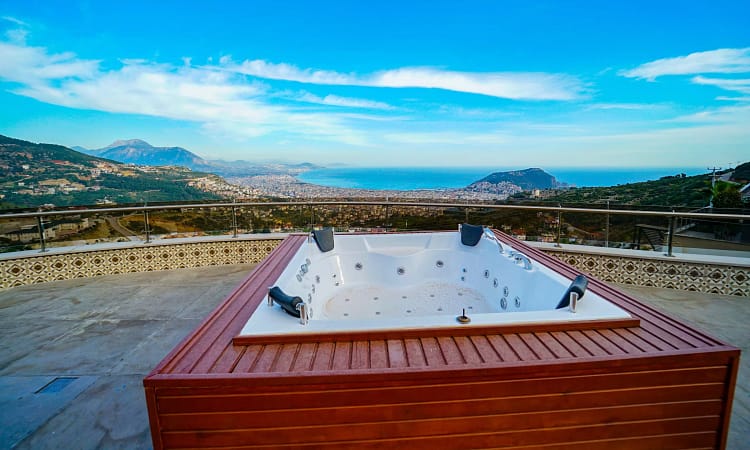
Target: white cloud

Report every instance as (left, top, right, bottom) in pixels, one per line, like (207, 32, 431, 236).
(0, 37, 376, 146)
(663, 104, 750, 124)
(585, 102, 660, 111)
(716, 96, 750, 102)
(692, 75, 750, 95)
(222, 59, 585, 101)
(296, 92, 394, 110)
(0, 42, 99, 82)
(620, 48, 750, 80)
(2, 16, 29, 27)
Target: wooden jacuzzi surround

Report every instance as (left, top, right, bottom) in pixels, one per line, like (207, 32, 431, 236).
(144, 231, 740, 449)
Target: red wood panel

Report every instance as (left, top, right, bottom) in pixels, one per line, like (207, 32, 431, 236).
(145, 232, 741, 450)
(160, 396, 723, 431)
(236, 432, 717, 450)
(160, 411, 720, 448)
(156, 365, 729, 413)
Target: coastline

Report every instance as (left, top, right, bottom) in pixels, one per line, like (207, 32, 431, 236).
(227, 166, 707, 200)
(226, 174, 519, 200)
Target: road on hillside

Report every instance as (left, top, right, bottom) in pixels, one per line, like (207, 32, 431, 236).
(105, 216, 138, 241)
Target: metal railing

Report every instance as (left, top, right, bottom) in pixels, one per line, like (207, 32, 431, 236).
(1, 200, 748, 257)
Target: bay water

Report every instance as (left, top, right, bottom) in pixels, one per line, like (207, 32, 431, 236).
(297, 167, 706, 190)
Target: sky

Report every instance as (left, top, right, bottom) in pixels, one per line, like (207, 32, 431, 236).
(0, 1, 749, 168)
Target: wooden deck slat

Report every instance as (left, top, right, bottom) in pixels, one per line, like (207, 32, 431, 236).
(332, 341, 352, 370)
(160, 236, 302, 374)
(632, 326, 681, 351)
(205, 345, 243, 374)
(191, 240, 297, 372)
(310, 342, 334, 371)
(271, 344, 299, 372)
(231, 344, 263, 373)
(369, 340, 388, 369)
(437, 336, 465, 364)
(291, 343, 317, 372)
(251, 343, 281, 373)
(637, 322, 692, 350)
(583, 329, 627, 355)
(596, 329, 644, 354)
(454, 336, 484, 363)
(565, 331, 606, 357)
(469, 335, 501, 363)
(404, 338, 427, 367)
(615, 328, 662, 353)
(519, 332, 557, 360)
(502, 334, 537, 360)
(424, 337, 446, 367)
(536, 332, 575, 358)
(486, 334, 521, 362)
(550, 331, 592, 357)
(386, 339, 407, 368)
(351, 341, 370, 369)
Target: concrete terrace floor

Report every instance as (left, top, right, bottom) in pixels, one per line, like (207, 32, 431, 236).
(0, 265, 747, 450)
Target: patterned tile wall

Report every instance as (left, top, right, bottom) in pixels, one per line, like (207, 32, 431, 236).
(1, 238, 747, 296)
(542, 249, 749, 296)
(0, 239, 282, 289)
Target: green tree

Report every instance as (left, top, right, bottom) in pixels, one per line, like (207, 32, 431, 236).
(711, 181, 743, 209)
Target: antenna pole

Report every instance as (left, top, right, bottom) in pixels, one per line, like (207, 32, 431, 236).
(707, 166, 722, 208)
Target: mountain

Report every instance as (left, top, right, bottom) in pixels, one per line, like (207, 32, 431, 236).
(83, 139, 209, 169)
(468, 168, 564, 191)
(0, 135, 221, 209)
(79, 139, 321, 177)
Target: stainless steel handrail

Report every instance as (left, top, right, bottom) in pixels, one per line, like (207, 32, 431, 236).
(1, 200, 748, 220)
(1, 200, 747, 257)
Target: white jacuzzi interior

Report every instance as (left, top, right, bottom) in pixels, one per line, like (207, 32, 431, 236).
(239, 231, 632, 336)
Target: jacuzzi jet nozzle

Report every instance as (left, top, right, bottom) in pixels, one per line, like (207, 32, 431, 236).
(457, 308, 471, 324)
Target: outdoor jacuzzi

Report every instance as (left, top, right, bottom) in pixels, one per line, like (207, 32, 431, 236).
(238, 227, 631, 337)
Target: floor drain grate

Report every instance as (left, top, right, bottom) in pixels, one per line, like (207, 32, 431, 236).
(36, 376, 78, 394)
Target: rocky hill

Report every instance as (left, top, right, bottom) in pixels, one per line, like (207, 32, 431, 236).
(467, 168, 564, 192)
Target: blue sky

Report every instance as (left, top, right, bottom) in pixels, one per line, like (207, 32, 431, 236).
(1, 1, 749, 167)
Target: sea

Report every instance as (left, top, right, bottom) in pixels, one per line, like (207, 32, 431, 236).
(297, 167, 707, 190)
